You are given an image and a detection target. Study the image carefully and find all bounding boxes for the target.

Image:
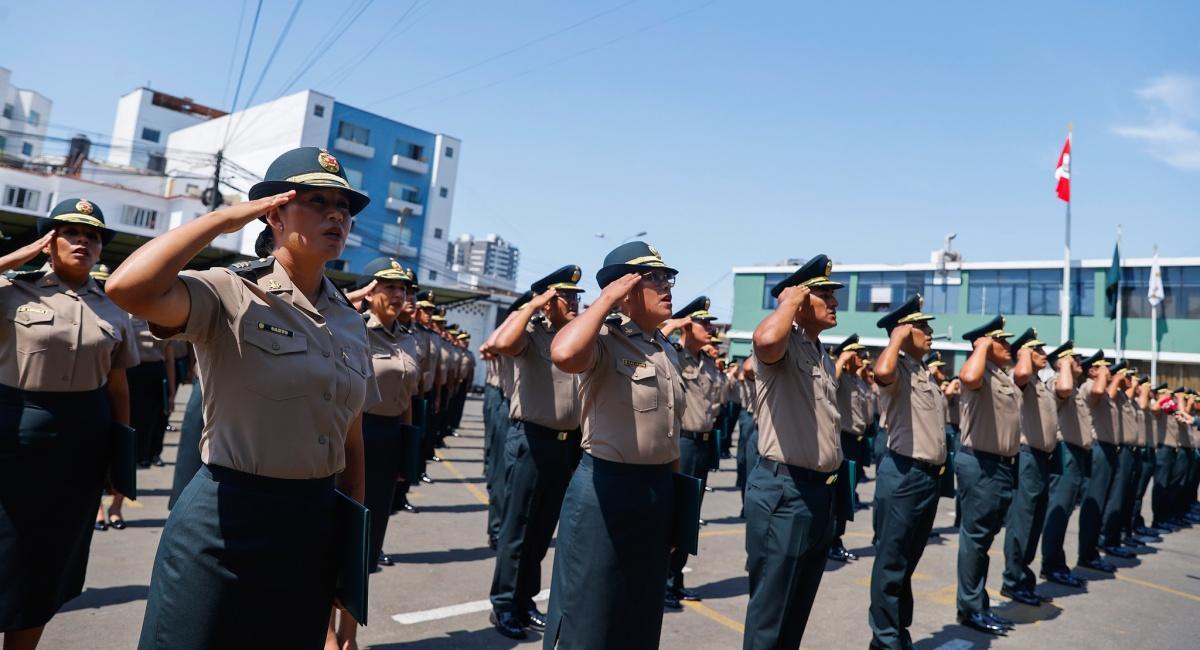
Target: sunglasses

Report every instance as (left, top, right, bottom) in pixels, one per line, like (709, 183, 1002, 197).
(640, 270, 677, 288)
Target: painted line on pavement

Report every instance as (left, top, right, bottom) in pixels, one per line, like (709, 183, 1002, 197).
(440, 459, 490, 506)
(1113, 573, 1200, 602)
(392, 589, 549, 625)
(682, 600, 745, 634)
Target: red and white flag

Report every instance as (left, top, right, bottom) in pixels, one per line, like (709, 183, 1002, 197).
(1055, 134, 1071, 202)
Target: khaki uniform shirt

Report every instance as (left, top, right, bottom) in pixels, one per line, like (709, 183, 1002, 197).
(1118, 394, 1140, 446)
(878, 353, 947, 464)
(960, 361, 1020, 457)
(508, 318, 581, 431)
(1019, 377, 1059, 453)
(739, 377, 756, 414)
(364, 315, 419, 417)
(437, 337, 453, 386)
(837, 371, 874, 436)
(753, 327, 842, 473)
(0, 269, 140, 391)
(1084, 382, 1116, 445)
(947, 392, 961, 428)
(131, 315, 167, 364)
(1156, 412, 1175, 447)
(165, 261, 381, 479)
(1180, 418, 1193, 448)
(485, 357, 500, 388)
(499, 354, 516, 400)
(679, 348, 721, 433)
(412, 325, 436, 392)
(578, 315, 683, 465)
(1063, 380, 1095, 449)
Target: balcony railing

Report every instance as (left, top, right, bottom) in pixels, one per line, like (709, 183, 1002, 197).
(390, 154, 429, 175)
(385, 196, 423, 216)
(333, 138, 375, 159)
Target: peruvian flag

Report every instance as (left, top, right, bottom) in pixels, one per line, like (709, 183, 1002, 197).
(1055, 134, 1071, 202)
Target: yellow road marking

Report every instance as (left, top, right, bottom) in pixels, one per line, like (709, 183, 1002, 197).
(1114, 574, 1200, 603)
(699, 528, 743, 539)
(440, 459, 490, 506)
(682, 600, 745, 633)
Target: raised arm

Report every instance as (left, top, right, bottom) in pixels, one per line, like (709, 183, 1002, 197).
(959, 337, 991, 391)
(551, 272, 640, 374)
(1054, 356, 1074, 399)
(1087, 367, 1109, 405)
(492, 289, 555, 356)
(105, 192, 294, 328)
(1012, 347, 1034, 389)
(0, 231, 54, 273)
(753, 285, 808, 365)
(873, 324, 911, 386)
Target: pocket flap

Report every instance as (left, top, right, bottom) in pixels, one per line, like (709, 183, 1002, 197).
(13, 305, 54, 326)
(243, 324, 308, 355)
(616, 359, 657, 382)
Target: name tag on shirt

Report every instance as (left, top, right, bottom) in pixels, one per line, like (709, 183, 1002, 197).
(256, 322, 294, 337)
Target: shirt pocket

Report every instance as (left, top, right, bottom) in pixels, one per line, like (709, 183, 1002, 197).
(616, 360, 659, 412)
(11, 306, 55, 354)
(341, 345, 370, 410)
(241, 324, 310, 400)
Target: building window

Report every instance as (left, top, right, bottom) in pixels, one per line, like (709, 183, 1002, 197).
(388, 181, 419, 203)
(147, 153, 166, 173)
(0, 135, 6, 152)
(21, 142, 33, 156)
(395, 140, 424, 161)
(855, 272, 925, 312)
(439, 187, 448, 198)
(2, 104, 12, 119)
(27, 110, 39, 126)
(434, 228, 443, 239)
(762, 272, 850, 310)
(121, 205, 159, 230)
(444, 146, 454, 158)
(2, 186, 41, 210)
(1121, 267, 1200, 319)
(966, 269, 1093, 317)
(428, 269, 438, 281)
(141, 127, 161, 143)
(344, 168, 363, 190)
(313, 104, 325, 118)
(337, 120, 370, 145)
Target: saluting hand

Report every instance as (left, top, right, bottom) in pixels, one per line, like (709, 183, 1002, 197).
(0, 230, 55, 272)
(597, 272, 642, 307)
(344, 280, 377, 306)
(212, 191, 296, 234)
(529, 287, 558, 310)
(777, 284, 811, 310)
(890, 323, 913, 343)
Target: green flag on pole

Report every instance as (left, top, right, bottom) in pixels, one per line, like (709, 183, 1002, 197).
(1104, 242, 1121, 319)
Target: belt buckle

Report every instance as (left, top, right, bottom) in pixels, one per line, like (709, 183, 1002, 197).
(825, 474, 837, 485)
(702, 432, 710, 441)
(557, 432, 568, 441)
(1008, 456, 1016, 465)
(938, 465, 946, 476)
(856, 435, 863, 443)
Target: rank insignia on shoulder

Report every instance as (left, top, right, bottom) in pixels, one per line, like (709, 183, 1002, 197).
(622, 359, 648, 368)
(230, 257, 274, 274)
(266, 279, 282, 290)
(256, 322, 294, 337)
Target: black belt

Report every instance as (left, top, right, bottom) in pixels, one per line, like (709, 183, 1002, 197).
(887, 450, 946, 476)
(841, 430, 867, 443)
(681, 430, 713, 442)
(959, 446, 1017, 465)
(1020, 444, 1054, 460)
(757, 457, 838, 485)
(515, 420, 580, 442)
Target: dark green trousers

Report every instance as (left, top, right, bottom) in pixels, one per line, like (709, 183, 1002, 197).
(867, 453, 941, 650)
(169, 378, 204, 510)
(363, 413, 402, 570)
(1131, 446, 1155, 530)
(742, 460, 835, 650)
(485, 397, 511, 543)
(1041, 442, 1088, 573)
(1152, 446, 1178, 526)
(1102, 445, 1135, 546)
(1078, 441, 1117, 562)
(1002, 446, 1051, 592)
(1170, 448, 1191, 519)
(669, 431, 713, 592)
(736, 411, 759, 503)
(954, 449, 1015, 616)
(1184, 450, 1200, 511)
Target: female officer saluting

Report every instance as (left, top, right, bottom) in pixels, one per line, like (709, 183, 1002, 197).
(546, 241, 684, 649)
(0, 199, 139, 650)
(105, 147, 380, 650)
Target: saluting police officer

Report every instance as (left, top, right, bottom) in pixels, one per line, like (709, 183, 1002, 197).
(830, 333, 871, 563)
(483, 291, 532, 549)
(1114, 373, 1153, 548)
(868, 295, 946, 649)
(487, 266, 584, 639)
(1100, 362, 1139, 557)
(661, 296, 722, 607)
(543, 241, 684, 649)
(1150, 383, 1182, 531)
(0, 199, 139, 649)
(743, 254, 843, 649)
(1129, 376, 1161, 539)
(1037, 343, 1089, 587)
(1077, 354, 1124, 572)
(954, 315, 1019, 636)
(1000, 328, 1064, 607)
(105, 146, 381, 649)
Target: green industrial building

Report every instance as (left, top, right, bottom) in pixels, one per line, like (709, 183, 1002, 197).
(727, 256, 1200, 386)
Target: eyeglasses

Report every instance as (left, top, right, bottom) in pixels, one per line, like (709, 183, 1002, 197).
(641, 270, 677, 288)
(556, 293, 580, 305)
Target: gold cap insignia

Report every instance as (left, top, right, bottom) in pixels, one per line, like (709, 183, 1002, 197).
(647, 244, 661, 258)
(824, 260, 833, 276)
(317, 149, 340, 173)
(916, 294, 924, 309)
(571, 268, 581, 282)
(390, 259, 402, 271)
(76, 200, 93, 215)
(704, 298, 711, 310)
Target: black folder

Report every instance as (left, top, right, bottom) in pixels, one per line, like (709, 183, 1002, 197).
(109, 423, 137, 500)
(672, 472, 703, 556)
(335, 489, 370, 625)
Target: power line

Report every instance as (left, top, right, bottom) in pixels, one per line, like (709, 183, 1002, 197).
(222, 0, 265, 147)
(239, 0, 306, 116)
(317, 0, 431, 91)
(221, 0, 251, 109)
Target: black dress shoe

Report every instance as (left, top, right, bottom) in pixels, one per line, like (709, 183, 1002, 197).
(1136, 525, 1165, 536)
(151, 455, 165, 467)
(984, 610, 1015, 629)
(522, 606, 547, 630)
(956, 612, 1006, 635)
(674, 587, 701, 601)
(1000, 586, 1042, 606)
(663, 591, 684, 610)
(1080, 558, 1117, 573)
(827, 546, 851, 562)
(488, 536, 498, 550)
(420, 473, 434, 484)
(490, 610, 528, 640)
(431, 455, 442, 462)
(1040, 569, 1085, 588)
(94, 520, 108, 531)
(1104, 545, 1135, 559)
(402, 502, 420, 513)
(1154, 521, 1180, 532)
(137, 461, 152, 469)
(379, 554, 394, 566)
(1121, 536, 1146, 548)
(108, 516, 127, 530)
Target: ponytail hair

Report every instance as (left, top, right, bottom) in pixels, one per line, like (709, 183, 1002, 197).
(254, 224, 275, 258)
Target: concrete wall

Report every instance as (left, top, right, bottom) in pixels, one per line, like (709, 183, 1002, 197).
(0, 67, 52, 160)
(108, 89, 208, 169)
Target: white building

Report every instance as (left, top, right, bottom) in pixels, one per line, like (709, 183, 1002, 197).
(108, 88, 225, 172)
(449, 233, 521, 292)
(0, 67, 52, 162)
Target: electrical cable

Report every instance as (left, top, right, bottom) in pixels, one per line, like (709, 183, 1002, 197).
(222, 0, 265, 147)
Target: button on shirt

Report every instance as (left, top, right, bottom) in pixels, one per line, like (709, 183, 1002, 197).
(960, 361, 1020, 457)
(753, 327, 842, 473)
(679, 348, 721, 433)
(163, 261, 381, 479)
(577, 315, 683, 465)
(508, 318, 581, 431)
(0, 270, 140, 391)
(1019, 377, 1059, 453)
(838, 371, 875, 436)
(364, 314, 420, 418)
(878, 353, 947, 464)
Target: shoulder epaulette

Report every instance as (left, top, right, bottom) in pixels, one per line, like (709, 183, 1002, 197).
(9, 270, 46, 283)
(604, 313, 623, 326)
(672, 341, 683, 352)
(228, 256, 274, 276)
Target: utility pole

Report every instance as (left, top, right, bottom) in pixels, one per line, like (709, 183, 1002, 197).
(208, 149, 224, 210)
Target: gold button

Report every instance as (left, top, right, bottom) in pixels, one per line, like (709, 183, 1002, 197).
(323, 392, 332, 401)
(667, 432, 673, 438)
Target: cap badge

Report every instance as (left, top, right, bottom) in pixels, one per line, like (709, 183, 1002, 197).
(76, 200, 94, 215)
(647, 244, 661, 259)
(571, 268, 581, 282)
(916, 294, 924, 310)
(390, 259, 402, 270)
(704, 298, 711, 310)
(824, 260, 833, 276)
(317, 149, 340, 173)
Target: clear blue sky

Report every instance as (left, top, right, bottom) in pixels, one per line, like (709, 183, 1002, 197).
(3, 1, 1197, 319)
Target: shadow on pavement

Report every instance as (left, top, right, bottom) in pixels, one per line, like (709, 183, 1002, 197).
(60, 585, 149, 612)
(118, 518, 169, 529)
(368, 625, 530, 649)
(913, 623, 999, 649)
(387, 546, 495, 565)
(413, 503, 488, 514)
(694, 575, 748, 600)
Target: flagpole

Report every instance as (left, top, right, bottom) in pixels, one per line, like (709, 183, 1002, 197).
(1116, 224, 1123, 361)
(1060, 125, 1072, 345)
(1151, 244, 1160, 384)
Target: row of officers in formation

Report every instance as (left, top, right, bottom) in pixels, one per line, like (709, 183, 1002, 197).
(0, 146, 1198, 650)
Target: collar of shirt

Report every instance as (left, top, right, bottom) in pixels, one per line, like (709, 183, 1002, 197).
(35, 264, 102, 297)
(259, 260, 336, 322)
(366, 312, 400, 338)
(617, 314, 658, 344)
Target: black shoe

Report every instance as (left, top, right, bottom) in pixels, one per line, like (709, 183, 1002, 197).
(137, 461, 152, 469)
(151, 455, 165, 467)
(369, 565, 383, 574)
(402, 502, 420, 513)
(1170, 517, 1193, 528)
(984, 610, 1015, 629)
(431, 455, 442, 462)
(420, 473, 434, 484)
(489, 610, 527, 640)
(1040, 569, 1085, 588)
(663, 591, 684, 610)
(1154, 521, 1180, 532)
(928, 530, 942, 539)
(674, 587, 701, 601)
(1121, 536, 1146, 548)
(488, 536, 497, 551)
(956, 612, 1006, 636)
(704, 486, 713, 493)
(522, 606, 546, 630)
(698, 518, 707, 526)
(1136, 525, 1164, 536)
(720, 452, 732, 460)
(108, 516, 126, 530)
(1104, 545, 1135, 559)
(1184, 513, 1200, 524)
(379, 554, 394, 566)
(1080, 558, 1117, 573)
(94, 520, 108, 531)
(1001, 585, 1042, 606)
(827, 546, 851, 562)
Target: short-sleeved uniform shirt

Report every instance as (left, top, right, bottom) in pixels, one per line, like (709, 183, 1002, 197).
(839, 370, 876, 437)
(1119, 393, 1141, 446)
(485, 357, 500, 388)
(739, 377, 756, 415)
(499, 354, 516, 401)
(679, 348, 721, 433)
(577, 314, 683, 465)
(752, 326, 842, 473)
(364, 314, 420, 418)
(508, 318, 581, 431)
(161, 260, 380, 479)
(959, 361, 1020, 457)
(1019, 376, 1059, 453)
(130, 315, 168, 364)
(878, 353, 947, 464)
(0, 269, 140, 391)
(1088, 385, 1117, 445)
(1154, 411, 1172, 447)
(413, 325, 437, 392)
(1063, 380, 1096, 449)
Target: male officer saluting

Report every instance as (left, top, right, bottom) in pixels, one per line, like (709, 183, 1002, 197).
(830, 333, 871, 563)
(743, 254, 843, 649)
(1077, 355, 1124, 571)
(1000, 328, 1064, 606)
(1038, 343, 1089, 587)
(661, 296, 722, 608)
(868, 295, 946, 649)
(954, 315, 1019, 636)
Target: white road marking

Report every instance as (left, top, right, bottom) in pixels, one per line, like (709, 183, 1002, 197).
(391, 589, 550, 625)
